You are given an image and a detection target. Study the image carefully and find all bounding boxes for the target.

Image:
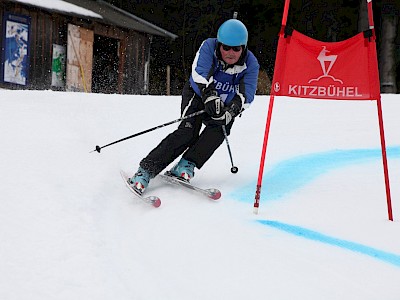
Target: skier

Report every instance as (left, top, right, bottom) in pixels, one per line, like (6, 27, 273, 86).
(129, 18, 260, 194)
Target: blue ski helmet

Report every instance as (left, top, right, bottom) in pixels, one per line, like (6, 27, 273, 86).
(217, 19, 248, 46)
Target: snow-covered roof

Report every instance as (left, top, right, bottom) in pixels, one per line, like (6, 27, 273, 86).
(12, 0, 102, 18)
(9, 0, 178, 39)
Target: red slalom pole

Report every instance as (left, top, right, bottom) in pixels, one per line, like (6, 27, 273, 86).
(367, 0, 393, 221)
(376, 97, 393, 221)
(367, 0, 375, 30)
(253, 0, 290, 214)
(282, 0, 291, 27)
(253, 95, 275, 214)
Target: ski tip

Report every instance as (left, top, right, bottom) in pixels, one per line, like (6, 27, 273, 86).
(208, 189, 221, 200)
(150, 197, 161, 208)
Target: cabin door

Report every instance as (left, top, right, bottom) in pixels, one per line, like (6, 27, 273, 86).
(66, 24, 93, 92)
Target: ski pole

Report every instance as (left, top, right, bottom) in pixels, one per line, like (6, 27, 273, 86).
(222, 125, 238, 173)
(91, 110, 205, 153)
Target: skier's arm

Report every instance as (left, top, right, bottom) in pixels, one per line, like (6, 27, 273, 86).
(235, 53, 260, 111)
(190, 39, 217, 97)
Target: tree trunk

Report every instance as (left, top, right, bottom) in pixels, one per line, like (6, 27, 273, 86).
(379, 11, 398, 93)
(358, 0, 368, 32)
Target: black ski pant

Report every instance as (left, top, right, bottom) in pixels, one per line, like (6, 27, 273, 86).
(140, 82, 233, 178)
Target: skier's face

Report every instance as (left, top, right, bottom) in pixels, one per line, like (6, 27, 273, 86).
(220, 44, 242, 65)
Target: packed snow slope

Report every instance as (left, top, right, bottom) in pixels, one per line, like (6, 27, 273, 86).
(1, 90, 400, 300)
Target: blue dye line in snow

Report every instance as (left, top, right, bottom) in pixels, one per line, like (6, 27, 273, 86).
(231, 146, 400, 203)
(257, 220, 400, 268)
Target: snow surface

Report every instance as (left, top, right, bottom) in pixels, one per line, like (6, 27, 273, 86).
(13, 0, 102, 19)
(1, 90, 400, 299)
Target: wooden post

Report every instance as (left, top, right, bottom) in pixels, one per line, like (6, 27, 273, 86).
(166, 65, 171, 95)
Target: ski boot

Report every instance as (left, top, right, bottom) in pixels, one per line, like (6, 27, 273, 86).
(169, 158, 196, 182)
(129, 167, 150, 195)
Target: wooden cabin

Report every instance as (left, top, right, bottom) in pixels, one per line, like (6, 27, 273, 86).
(0, 0, 177, 94)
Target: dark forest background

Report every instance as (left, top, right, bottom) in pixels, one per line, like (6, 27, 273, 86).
(104, 0, 400, 95)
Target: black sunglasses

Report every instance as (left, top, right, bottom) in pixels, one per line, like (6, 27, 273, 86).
(221, 44, 242, 52)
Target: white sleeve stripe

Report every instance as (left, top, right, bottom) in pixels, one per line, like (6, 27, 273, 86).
(191, 41, 213, 87)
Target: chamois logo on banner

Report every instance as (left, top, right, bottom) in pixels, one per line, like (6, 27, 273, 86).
(308, 46, 343, 84)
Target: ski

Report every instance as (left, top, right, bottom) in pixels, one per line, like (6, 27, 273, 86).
(120, 170, 161, 208)
(158, 171, 221, 200)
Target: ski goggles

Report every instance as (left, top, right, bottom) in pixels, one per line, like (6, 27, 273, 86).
(221, 44, 242, 52)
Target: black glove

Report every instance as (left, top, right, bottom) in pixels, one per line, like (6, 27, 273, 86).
(204, 91, 224, 117)
(210, 101, 242, 126)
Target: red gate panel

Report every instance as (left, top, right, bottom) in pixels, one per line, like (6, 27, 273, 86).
(272, 30, 380, 100)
